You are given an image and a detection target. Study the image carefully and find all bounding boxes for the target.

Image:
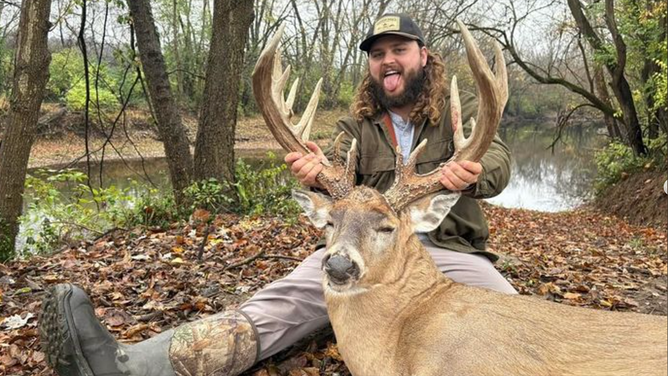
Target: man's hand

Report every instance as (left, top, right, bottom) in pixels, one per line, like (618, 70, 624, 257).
(439, 161, 482, 191)
(284, 141, 327, 188)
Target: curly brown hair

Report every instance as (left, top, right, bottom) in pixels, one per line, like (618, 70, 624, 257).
(350, 50, 449, 126)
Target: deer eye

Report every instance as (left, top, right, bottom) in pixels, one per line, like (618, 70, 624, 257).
(376, 226, 395, 234)
(325, 220, 334, 228)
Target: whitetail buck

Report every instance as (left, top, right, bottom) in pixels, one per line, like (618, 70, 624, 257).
(252, 23, 668, 376)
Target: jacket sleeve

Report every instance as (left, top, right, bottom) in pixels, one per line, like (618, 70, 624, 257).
(458, 93, 512, 199)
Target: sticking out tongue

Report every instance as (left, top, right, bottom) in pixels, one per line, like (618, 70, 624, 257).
(384, 74, 401, 92)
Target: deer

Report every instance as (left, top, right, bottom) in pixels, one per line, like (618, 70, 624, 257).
(252, 22, 668, 376)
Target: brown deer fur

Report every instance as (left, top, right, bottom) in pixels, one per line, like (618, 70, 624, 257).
(295, 187, 667, 376)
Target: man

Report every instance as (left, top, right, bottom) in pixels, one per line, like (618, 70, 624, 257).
(40, 14, 515, 376)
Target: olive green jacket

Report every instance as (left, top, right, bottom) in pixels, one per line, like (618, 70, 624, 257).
(322, 91, 511, 262)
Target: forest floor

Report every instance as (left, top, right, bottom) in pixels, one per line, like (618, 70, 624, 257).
(1, 105, 666, 375)
(1, 203, 666, 375)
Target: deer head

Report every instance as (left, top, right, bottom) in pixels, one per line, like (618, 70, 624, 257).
(252, 21, 507, 292)
(293, 187, 460, 293)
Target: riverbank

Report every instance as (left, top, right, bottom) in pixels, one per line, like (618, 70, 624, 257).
(26, 106, 348, 169)
(1, 202, 665, 375)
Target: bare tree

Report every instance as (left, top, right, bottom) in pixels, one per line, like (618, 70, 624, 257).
(0, 0, 52, 260)
(193, 0, 254, 183)
(127, 0, 194, 205)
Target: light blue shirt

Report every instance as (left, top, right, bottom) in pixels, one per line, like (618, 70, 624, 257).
(388, 110, 414, 161)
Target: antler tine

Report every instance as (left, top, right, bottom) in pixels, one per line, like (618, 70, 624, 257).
(252, 24, 358, 199)
(286, 77, 299, 119)
(296, 78, 322, 143)
(383, 20, 508, 211)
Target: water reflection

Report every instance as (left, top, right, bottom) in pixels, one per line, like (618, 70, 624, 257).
(487, 121, 605, 212)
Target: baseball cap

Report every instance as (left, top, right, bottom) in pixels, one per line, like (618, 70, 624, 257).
(359, 13, 426, 52)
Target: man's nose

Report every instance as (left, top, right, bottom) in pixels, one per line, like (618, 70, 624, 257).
(382, 53, 396, 65)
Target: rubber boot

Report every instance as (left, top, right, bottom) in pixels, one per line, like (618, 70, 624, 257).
(40, 284, 259, 376)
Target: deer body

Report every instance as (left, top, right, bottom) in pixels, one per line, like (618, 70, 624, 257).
(324, 228, 667, 376)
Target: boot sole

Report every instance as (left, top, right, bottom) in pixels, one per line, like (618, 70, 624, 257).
(40, 284, 96, 376)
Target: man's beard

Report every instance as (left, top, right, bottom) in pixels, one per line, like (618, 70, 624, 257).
(369, 67, 426, 110)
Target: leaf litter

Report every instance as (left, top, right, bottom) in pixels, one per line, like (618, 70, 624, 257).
(0, 205, 665, 375)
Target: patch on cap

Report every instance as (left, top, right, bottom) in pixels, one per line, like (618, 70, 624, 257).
(374, 16, 401, 35)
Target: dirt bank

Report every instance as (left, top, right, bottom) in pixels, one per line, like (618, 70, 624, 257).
(592, 170, 668, 228)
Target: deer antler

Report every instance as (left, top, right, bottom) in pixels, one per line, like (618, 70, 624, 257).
(383, 21, 508, 211)
(252, 24, 358, 199)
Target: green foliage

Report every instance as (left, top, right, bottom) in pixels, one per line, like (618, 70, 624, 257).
(0, 38, 13, 96)
(48, 48, 84, 99)
(592, 44, 617, 67)
(20, 169, 137, 255)
(17, 156, 302, 257)
(48, 48, 121, 112)
(337, 81, 356, 108)
(594, 142, 643, 193)
(185, 154, 302, 220)
(184, 179, 233, 214)
(124, 188, 182, 229)
(649, 58, 667, 111)
(594, 134, 667, 194)
(233, 154, 301, 220)
(65, 80, 119, 111)
(615, 0, 667, 123)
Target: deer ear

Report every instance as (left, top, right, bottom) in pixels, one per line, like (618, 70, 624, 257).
(292, 189, 333, 228)
(407, 192, 461, 233)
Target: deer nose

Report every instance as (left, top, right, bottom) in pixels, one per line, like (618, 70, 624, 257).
(323, 254, 359, 284)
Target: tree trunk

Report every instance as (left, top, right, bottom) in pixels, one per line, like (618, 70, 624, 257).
(593, 64, 623, 140)
(566, 0, 646, 156)
(193, 0, 253, 183)
(127, 0, 193, 205)
(0, 0, 52, 260)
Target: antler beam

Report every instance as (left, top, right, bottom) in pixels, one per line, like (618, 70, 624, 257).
(252, 24, 358, 199)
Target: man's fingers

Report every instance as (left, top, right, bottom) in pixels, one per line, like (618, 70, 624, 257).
(459, 160, 483, 175)
(306, 141, 325, 157)
(296, 156, 321, 179)
(446, 163, 476, 185)
(302, 163, 324, 186)
(291, 153, 316, 174)
(441, 167, 467, 189)
(284, 152, 303, 165)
